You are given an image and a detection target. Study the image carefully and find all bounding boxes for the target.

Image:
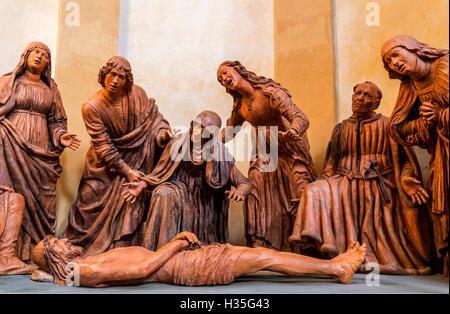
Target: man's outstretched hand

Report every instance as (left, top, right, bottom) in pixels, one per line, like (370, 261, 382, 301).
(401, 176, 429, 205)
(225, 190, 246, 202)
(122, 181, 148, 204)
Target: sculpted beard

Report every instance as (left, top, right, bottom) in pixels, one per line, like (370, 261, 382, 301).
(46, 245, 83, 283)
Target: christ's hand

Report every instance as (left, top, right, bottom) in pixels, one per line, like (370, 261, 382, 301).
(174, 231, 201, 249)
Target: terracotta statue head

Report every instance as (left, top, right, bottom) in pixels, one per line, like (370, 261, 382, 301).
(351, 81, 382, 118)
(190, 110, 222, 146)
(32, 236, 83, 283)
(217, 60, 291, 100)
(13, 42, 52, 83)
(98, 56, 134, 95)
(0, 42, 54, 104)
(381, 35, 448, 80)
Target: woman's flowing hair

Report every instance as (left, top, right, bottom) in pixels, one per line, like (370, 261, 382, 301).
(219, 61, 291, 111)
(381, 35, 449, 80)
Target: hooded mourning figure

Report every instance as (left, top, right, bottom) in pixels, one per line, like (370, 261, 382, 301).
(381, 35, 449, 276)
(123, 110, 252, 249)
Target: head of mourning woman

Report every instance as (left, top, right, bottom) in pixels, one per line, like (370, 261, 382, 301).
(9, 42, 52, 86)
(381, 35, 448, 81)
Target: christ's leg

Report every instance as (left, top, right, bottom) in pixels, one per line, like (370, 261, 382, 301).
(234, 242, 365, 284)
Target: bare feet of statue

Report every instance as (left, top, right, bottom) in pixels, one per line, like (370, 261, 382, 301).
(0, 255, 38, 275)
(330, 242, 366, 284)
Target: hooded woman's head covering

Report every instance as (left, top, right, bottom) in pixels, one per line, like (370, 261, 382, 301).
(0, 41, 53, 104)
(381, 35, 448, 80)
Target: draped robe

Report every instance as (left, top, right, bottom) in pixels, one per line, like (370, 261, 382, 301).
(63, 85, 170, 257)
(0, 73, 67, 261)
(224, 85, 316, 252)
(290, 114, 431, 274)
(141, 133, 251, 250)
(0, 188, 31, 275)
(389, 54, 449, 275)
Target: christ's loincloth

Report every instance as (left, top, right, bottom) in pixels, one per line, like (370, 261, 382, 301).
(151, 244, 247, 286)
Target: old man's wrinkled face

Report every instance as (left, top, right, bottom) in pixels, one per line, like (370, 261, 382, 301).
(352, 83, 378, 117)
(27, 47, 49, 75)
(217, 65, 242, 91)
(383, 47, 417, 76)
(104, 67, 127, 97)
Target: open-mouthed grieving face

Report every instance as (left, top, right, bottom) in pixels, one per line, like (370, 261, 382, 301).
(217, 64, 244, 91)
(383, 46, 417, 76)
(104, 67, 127, 97)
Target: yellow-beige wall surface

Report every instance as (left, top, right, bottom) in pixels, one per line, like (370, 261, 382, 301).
(333, 0, 449, 180)
(0, 0, 58, 76)
(274, 0, 336, 174)
(118, 0, 275, 244)
(0, 0, 448, 245)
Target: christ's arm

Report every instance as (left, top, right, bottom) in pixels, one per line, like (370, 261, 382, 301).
(77, 232, 199, 287)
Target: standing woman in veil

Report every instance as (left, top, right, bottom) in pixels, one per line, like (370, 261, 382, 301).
(381, 35, 449, 276)
(0, 42, 80, 263)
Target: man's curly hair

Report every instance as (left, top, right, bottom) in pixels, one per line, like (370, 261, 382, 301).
(98, 56, 134, 92)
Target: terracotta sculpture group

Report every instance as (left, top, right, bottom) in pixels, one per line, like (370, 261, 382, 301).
(0, 34, 447, 287)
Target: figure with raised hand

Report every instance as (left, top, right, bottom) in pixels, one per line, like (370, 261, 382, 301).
(0, 42, 80, 262)
(63, 56, 171, 257)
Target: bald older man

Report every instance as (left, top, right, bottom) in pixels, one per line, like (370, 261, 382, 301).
(289, 81, 431, 275)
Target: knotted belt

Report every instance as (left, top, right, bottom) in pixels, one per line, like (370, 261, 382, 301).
(337, 161, 393, 204)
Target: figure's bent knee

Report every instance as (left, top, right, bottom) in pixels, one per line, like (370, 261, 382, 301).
(153, 185, 176, 199)
(8, 193, 25, 213)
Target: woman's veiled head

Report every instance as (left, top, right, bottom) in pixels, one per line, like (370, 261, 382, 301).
(381, 35, 448, 80)
(14, 42, 52, 84)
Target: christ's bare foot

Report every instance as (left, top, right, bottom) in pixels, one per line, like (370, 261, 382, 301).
(330, 242, 366, 284)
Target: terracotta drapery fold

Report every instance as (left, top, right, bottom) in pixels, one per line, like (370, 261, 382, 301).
(0, 42, 67, 261)
(226, 84, 316, 252)
(63, 85, 170, 257)
(383, 36, 448, 275)
(141, 133, 251, 249)
(291, 115, 431, 274)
